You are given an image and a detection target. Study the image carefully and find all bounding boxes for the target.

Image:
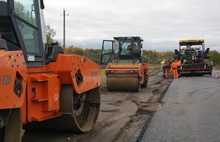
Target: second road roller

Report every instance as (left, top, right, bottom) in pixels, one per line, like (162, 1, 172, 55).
(100, 36, 149, 92)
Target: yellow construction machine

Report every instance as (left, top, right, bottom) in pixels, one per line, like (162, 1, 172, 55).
(174, 39, 212, 76)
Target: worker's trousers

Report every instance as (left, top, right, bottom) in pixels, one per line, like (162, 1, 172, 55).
(172, 68, 179, 78)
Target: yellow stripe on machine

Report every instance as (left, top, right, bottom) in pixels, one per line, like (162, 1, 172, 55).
(179, 39, 205, 43)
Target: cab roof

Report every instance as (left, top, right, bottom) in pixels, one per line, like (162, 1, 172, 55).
(179, 39, 204, 45)
(113, 36, 143, 41)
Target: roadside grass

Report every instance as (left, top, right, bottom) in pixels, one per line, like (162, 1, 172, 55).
(101, 64, 161, 87)
(213, 65, 220, 70)
(148, 64, 161, 75)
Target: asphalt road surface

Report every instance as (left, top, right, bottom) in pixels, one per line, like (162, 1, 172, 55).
(140, 70, 220, 142)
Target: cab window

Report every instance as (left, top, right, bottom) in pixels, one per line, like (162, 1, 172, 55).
(0, 1, 18, 45)
(14, 0, 37, 26)
(14, 0, 40, 53)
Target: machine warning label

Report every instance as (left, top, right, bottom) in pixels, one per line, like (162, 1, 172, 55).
(91, 71, 98, 76)
(0, 75, 11, 85)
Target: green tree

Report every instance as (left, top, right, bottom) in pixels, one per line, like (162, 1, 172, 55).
(64, 46, 101, 63)
(65, 46, 83, 55)
(46, 25, 56, 44)
(208, 50, 220, 66)
(142, 50, 175, 64)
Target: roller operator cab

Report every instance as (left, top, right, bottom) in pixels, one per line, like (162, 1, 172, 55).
(100, 36, 149, 92)
(0, 0, 101, 141)
(174, 39, 212, 76)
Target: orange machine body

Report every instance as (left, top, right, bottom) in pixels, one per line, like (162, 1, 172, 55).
(0, 50, 101, 124)
(106, 62, 148, 85)
(0, 50, 27, 109)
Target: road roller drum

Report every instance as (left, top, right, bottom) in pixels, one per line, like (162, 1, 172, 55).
(107, 76, 140, 92)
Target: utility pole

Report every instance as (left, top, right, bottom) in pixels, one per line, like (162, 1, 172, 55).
(63, 9, 69, 50)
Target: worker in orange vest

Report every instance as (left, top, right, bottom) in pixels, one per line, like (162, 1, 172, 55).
(171, 60, 181, 78)
(165, 59, 170, 78)
(127, 44, 137, 50)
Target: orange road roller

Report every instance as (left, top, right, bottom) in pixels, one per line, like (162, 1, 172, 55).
(0, 0, 101, 141)
(100, 36, 149, 92)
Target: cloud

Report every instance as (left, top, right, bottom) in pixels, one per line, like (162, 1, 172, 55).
(43, 0, 220, 52)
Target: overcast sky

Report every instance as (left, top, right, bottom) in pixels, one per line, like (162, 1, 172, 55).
(43, 0, 220, 51)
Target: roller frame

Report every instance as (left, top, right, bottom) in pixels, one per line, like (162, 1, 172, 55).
(23, 85, 100, 133)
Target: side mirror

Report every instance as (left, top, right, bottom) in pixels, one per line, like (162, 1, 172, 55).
(0, 38, 9, 51)
(45, 42, 64, 64)
(140, 43, 143, 48)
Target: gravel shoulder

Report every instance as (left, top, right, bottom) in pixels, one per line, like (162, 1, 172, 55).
(76, 72, 172, 142)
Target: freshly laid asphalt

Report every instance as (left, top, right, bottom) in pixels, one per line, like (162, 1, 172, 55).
(141, 70, 220, 142)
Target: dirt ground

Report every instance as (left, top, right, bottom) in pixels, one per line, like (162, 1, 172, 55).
(76, 72, 172, 142)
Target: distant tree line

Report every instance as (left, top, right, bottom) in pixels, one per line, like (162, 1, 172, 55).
(208, 50, 220, 66)
(64, 46, 220, 66)
(65, 46, 101, 63)
(143, 50, 175, 64)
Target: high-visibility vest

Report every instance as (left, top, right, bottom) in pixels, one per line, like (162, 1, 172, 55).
(161, 60, 166, 66)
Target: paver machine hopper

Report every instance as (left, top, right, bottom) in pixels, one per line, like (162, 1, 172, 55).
(0, 0, 101, 141)
(174, 39, 212, 76)
(100, 36, 149, 92)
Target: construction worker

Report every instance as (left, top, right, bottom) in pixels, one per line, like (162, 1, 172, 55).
(127, 44, 137, 50)
(161, 59, 170, 78)
(171, 60, 181, 78)
(165, 59, 170, 78)
(161, 59, 166, 77)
